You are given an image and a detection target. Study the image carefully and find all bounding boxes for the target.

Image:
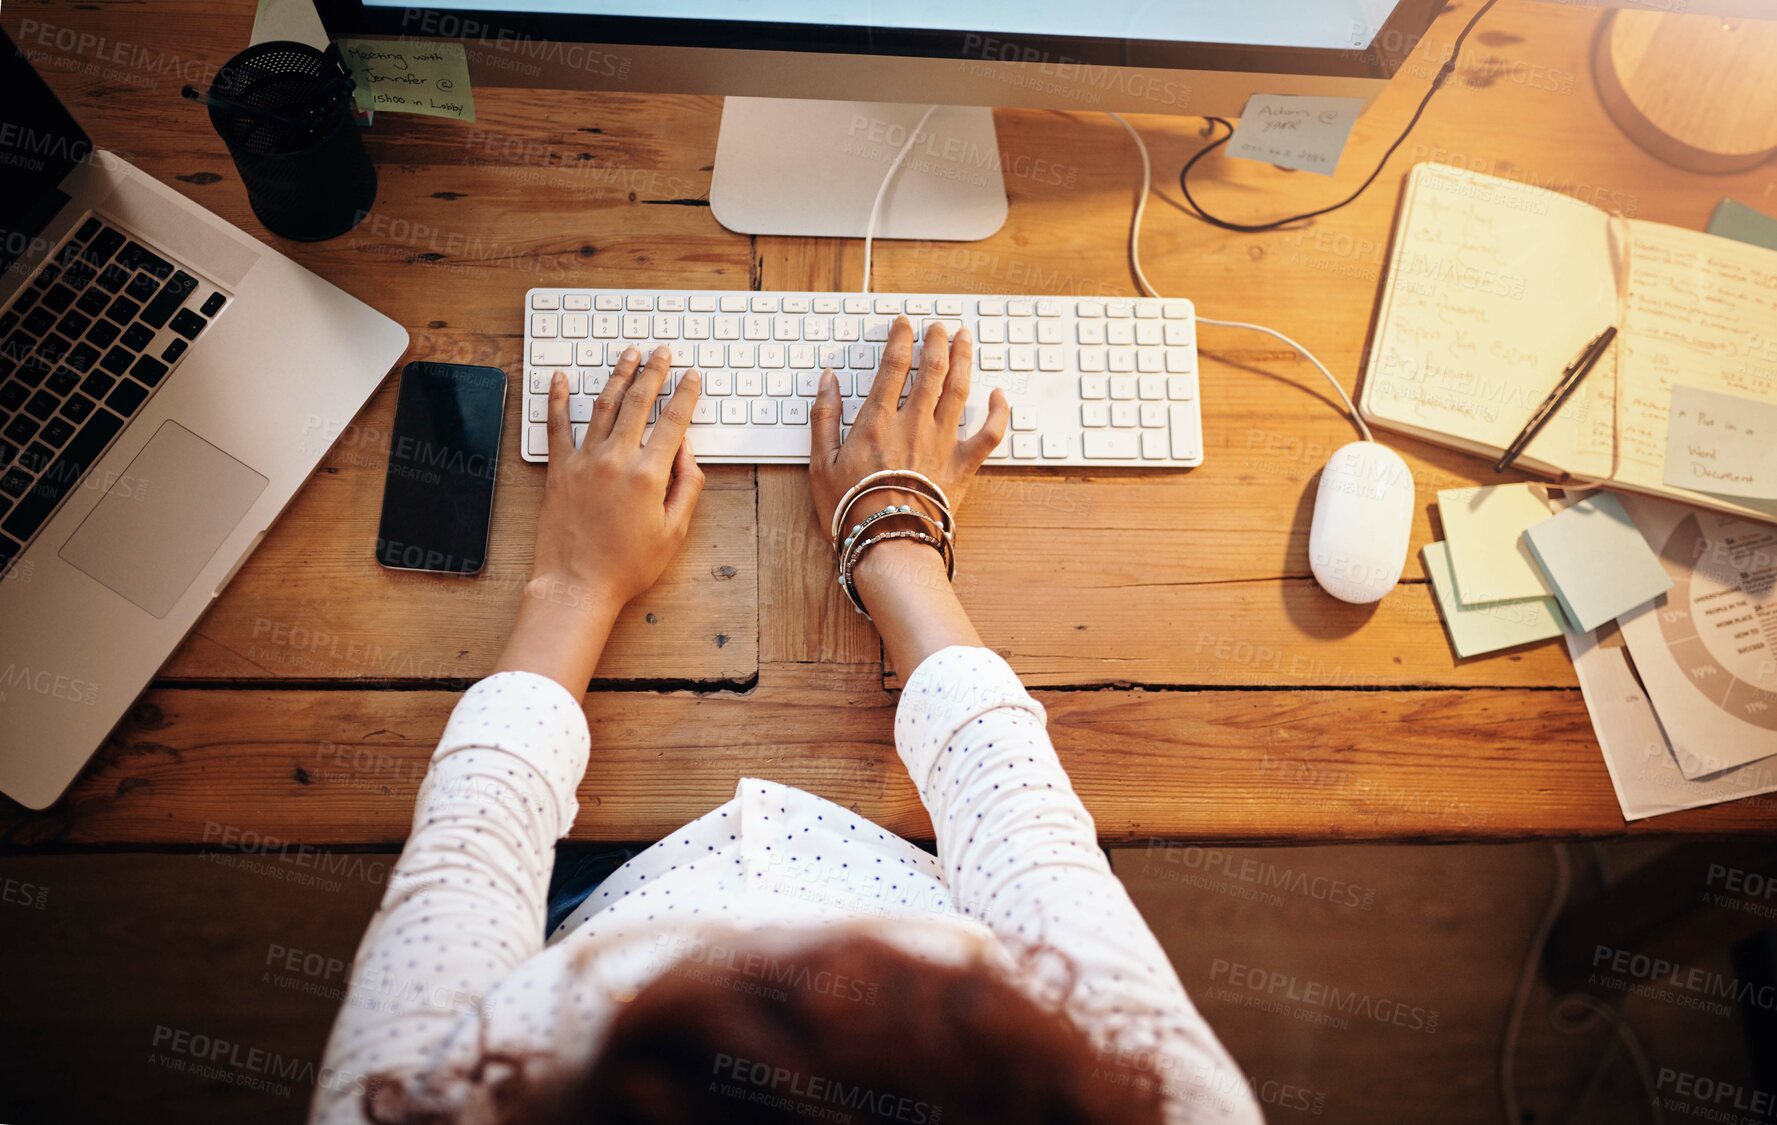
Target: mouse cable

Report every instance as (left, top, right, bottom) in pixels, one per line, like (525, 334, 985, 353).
(1110, 111, 1372, 442)
(861, 104, 939, 295)
(1176, 0, 1498, 233)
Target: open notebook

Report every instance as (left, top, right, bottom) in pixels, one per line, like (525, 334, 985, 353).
(1360, 164, 1777, 522)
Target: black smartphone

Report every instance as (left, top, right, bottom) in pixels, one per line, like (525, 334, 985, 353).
(375, 362, 507, 575)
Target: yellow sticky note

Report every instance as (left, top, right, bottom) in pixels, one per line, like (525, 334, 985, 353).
(1436, 483, 1554, 606)
(336, 38, 475, 121)
(1423, 542, 1567, 659)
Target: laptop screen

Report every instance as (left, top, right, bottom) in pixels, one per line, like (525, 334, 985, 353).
(0, 30, 94, 279)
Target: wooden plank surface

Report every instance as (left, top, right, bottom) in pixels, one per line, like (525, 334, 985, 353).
(6, 675, 1771, 848)
(5, 0, 1776, 841)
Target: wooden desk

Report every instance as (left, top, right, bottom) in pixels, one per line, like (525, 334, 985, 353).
(5, 0, 1774, 847)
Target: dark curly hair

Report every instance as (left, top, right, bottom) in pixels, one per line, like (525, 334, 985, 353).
(366, 935, 1165, 1125)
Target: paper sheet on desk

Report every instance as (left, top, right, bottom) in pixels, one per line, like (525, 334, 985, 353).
(1567, 628, 1777, 820)
(1614, 494, 1777, 777)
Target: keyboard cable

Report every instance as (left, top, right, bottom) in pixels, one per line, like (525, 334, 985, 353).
(861, 104, 939, 295)
(1109, 111, 1373, 443)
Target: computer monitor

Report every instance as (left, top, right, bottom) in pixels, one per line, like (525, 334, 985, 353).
(315, 1, 1444, 239)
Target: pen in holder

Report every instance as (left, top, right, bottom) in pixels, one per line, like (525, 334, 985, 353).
(198, 41, 375, 242)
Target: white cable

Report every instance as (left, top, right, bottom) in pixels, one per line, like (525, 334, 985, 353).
(1108, 112, 1373, 442)
(861, 104, 939, 295)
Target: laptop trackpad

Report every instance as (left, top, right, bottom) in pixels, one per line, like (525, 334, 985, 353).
(60, 421, 268, 619)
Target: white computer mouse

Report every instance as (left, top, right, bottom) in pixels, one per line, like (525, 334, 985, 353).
(1308, 440, 1416, 604)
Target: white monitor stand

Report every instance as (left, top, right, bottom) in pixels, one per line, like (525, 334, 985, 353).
(710, 98, 1009, 241)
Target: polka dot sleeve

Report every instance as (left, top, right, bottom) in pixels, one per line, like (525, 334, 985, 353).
(895, 647, 1263, 1124)
(311, 671, 591, 1124)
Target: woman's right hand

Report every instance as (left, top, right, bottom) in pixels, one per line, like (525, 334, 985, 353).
(809, 316, 1009, 535)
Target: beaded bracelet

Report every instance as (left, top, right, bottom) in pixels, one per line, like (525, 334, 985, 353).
(840, 504, 954, 581)
(837, 529, 945, 617)
(829, 469, 954, 546)
(836, 483, 955, 552)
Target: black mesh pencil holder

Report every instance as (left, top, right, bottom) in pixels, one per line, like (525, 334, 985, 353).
(208, 41, 375, 242)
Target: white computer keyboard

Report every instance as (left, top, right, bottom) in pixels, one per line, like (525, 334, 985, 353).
(520, 289, 1202, 467)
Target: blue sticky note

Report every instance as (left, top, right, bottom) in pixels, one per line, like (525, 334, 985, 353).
(1523, 493, 1673, 632)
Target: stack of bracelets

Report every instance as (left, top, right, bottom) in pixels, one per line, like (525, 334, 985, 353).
(830, 469, 956, 618)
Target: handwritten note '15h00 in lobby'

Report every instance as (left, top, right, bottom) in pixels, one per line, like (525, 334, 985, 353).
(336, 38, 475, 121)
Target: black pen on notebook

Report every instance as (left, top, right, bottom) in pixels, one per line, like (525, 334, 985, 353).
(1493, 325, 1617, 474)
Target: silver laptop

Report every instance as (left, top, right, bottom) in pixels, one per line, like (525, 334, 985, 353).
(0, 34, 408, 809)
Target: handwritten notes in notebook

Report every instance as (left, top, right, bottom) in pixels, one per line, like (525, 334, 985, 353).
(1361, 164, 1620, 478)
(1226, 95, 1366, 175)
(335, 39, 475, 121)
(1663, 386, 1777, 498)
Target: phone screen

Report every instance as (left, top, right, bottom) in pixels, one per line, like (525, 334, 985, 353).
(375, 362, 507, 574)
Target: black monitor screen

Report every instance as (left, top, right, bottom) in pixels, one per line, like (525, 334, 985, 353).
(0, 30, 92, 279)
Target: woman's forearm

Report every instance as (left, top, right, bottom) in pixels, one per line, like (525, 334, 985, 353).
(491, 576, 624, 697)
(853, 538, 982, 673)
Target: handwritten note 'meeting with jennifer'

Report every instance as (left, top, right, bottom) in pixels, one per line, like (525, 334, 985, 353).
(1225, 94, 1366, 175)
(1663, 385, 1777, 499)
(336, 38, 475, 121)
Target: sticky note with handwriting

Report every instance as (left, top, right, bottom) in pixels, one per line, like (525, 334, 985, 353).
(336, 38, 475, 122)
(1225, 94, 1366, 176)
(1662, 385, 1777, 499)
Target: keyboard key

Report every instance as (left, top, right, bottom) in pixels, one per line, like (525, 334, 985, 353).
(76, 288, 110, 316)
(60, 393, 95, 423)
(125, 272, 159, 302)
(2, 408, 125, 542)
(96, 263, 128, 292)
(141, 271, 198, 328)
(99, 346, 134, 376)
(162, 339, 188, 363)
(1083, 431, 1139, 459)
(121, 323, 155, 351)
(87, 228, 125, 264)
(1169, 404, 1200, 460)
(47, 367, 79, 395)
(3, 416, 37, 446)
(1042, 433, 1069, 458)
(37, 334, 71, 365)
(1167, 376, 1196, 401)
(0, 468, 29, 497)
(56, 310, 92, 339)
(41, 284, 76, 314)
(24, 390, 57, 421)
(530, 291, 561, 310)
(23, 307, 56, 336)
(76, 217, 101, 241)
(66, 342, 99, 373)
(106, 378, 148, 415)
(1142, 430, 1169, 460)
(130, 355, 169, 386)
(1011, 406, 1037, 431)
(0, 382, 25, 412)
(168, 309, 207, 340)
(18, 441, 55, 474)
(104, 294, 142, 325)
(87, 319, 119, 349)
(41, 418, 75, 447)
(79, 370, 115, 399)
(117, 241, 173, 279)
(200, 292, 227, 316)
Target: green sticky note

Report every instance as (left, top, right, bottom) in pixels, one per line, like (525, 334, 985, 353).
(1436, 483, 1555, 606)
(1423, 541, 1567, 659)
(1707, 198, 1777, 253)
(335, 38, 475, 122)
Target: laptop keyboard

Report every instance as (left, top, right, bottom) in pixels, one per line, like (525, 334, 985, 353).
(0, 215, 228, 576)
